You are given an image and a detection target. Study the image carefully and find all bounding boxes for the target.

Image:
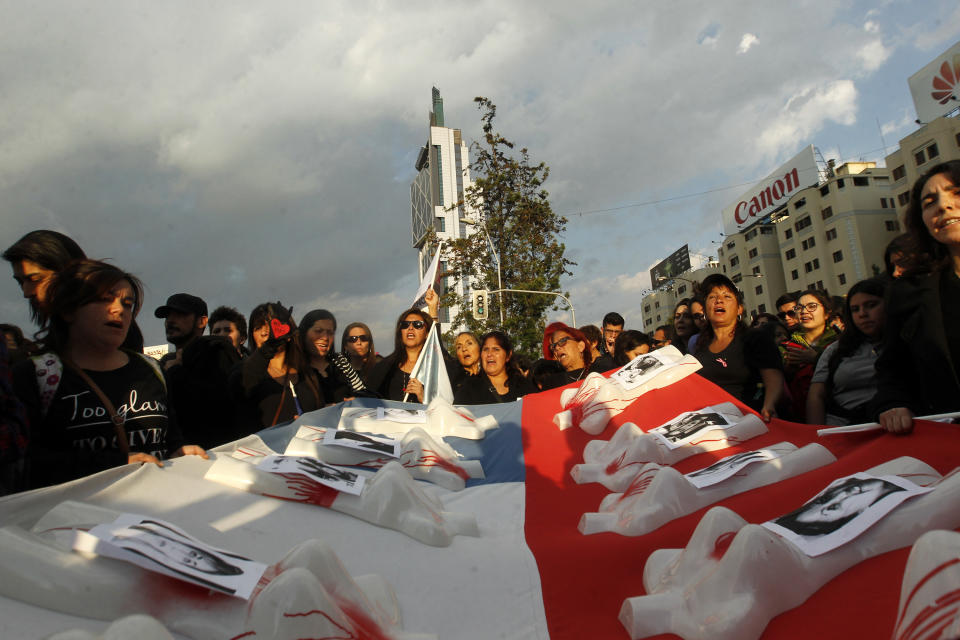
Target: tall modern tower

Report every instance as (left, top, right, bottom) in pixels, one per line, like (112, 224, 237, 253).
(410, 87, 476, 331)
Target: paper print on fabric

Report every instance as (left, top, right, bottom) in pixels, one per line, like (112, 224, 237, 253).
(685, 447, 784, 489)
(763, 472, 933, 557)
(610, 352, 668, 390)
(649, 411, 731, 449)
(322, 429, 400, 457)
(258, 455, 365, 496)
(377, 407, 426, 423)
(74, 514, 266, 599)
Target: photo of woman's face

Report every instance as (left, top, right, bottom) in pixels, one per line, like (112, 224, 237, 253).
(796, 479, 887, 524)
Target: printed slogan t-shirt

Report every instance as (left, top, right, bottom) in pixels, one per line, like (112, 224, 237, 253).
(13, 354, 184, 489)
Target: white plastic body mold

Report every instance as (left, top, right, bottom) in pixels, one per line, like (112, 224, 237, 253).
(0, 501, 434, 640)
(579, 442, 836, 536)
(553, 346, 702, 435)
(285, 425, 484, 492)
(205, 441, 479, 547)
(338, 397, 498, 440)
(619, 457, 956, 640)
(571, 402, 768, 491)
(893, 529, 960, 640)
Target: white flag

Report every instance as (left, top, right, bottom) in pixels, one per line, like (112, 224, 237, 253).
(404, 324, 454, 404)
(412, 242, 443, 309)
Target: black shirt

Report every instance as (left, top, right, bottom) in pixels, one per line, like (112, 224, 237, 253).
(695, 329, 782, 406)
(454, 372, 537, 404)
(940, 270, 960, 378)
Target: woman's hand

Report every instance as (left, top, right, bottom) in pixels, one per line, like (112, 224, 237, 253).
(405, 377, 425, 403)
(879, 407, 914, 434)
(425, 286, 440, 319)
(128, 452, 163, 467)
(760, 405, 777, 423)
(173, 445, 210, 459)
(783, 344, 817, 367)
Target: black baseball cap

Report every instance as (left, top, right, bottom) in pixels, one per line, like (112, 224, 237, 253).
(154, 293, 208, 319)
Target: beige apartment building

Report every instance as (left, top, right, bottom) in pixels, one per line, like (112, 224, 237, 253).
(640, 115, 960, 329)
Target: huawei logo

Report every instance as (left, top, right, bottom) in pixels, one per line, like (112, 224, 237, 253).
(931, 55, 960, 105)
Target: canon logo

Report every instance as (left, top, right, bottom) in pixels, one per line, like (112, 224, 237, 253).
(734, 167, 800, 225)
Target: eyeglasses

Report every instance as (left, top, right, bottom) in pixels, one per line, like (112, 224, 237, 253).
(794, 302, 820, 314)
(399, 320, 425, 330)
(550, 336, 572, 352)
(346, 335, 370, 343)
(778, 310, 798, 320)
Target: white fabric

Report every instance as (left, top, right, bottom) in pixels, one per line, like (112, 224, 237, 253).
(406, 327, 454, 404)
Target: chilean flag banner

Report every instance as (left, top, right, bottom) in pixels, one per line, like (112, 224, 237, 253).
(0, 373, 958, 639)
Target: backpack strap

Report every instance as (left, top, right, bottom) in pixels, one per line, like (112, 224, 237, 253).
(30, 353, 64, 420)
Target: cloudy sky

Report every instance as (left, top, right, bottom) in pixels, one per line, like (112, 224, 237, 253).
(2, 0, 958, 349)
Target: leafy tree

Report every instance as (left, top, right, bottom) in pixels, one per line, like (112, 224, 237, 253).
(438, 97, 575, 359)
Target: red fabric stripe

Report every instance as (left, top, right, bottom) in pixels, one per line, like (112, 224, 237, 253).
(522, 374, 960, 640)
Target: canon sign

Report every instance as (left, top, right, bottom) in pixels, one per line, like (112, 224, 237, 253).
(721, 145, 819, 236)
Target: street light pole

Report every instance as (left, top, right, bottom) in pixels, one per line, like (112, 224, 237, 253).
(463, 217, 505, 324)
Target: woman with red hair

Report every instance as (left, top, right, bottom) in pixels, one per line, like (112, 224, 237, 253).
(539, 322, 593, 390)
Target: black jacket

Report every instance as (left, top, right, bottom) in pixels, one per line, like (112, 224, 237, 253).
(873, 270, 960, 417)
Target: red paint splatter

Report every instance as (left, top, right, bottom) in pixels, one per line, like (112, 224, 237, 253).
(604, 451, 648, 475)
(710, 531, 737, 560)
(894, 558, 960, 640)
(403, 448, 470, 480)
(618, 468, 658, 501)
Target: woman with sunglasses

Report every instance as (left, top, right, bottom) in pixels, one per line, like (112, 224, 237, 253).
(876, 160, 960, 433)
(782, 289, 837, 420)
(340, 322, 380, 384)
(672, 299, 696, 355)
(454, 331, 536, 404)
(300, 310, 372, 404)
(539, 322, 594, 390)
(367, 288, 458, 402)
(12, 260, 207, 489)
(686, 295, 707, 353)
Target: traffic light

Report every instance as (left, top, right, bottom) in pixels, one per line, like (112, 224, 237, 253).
(472, 290, 488, 320)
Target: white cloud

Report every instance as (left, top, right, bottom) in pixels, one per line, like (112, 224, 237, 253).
(881, 109, 917, 138)
(756, 80, 858, 159)
(864, 21, 880, 34)
(737, 33, 759, 54)
(856, 39, 891, 72)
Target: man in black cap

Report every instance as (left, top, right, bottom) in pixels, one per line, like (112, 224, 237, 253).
(155, 293, 208, 369)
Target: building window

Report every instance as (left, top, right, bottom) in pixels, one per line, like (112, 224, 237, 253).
(436, 217, 445, 232)
(804, 259, 820, 273)
(791, 269, 799, 280)
(784, 228, 793, 240)
(837, 178, 845, 188)
(656, 315, 661, 322)
(820, 184, 830, 196)
(678, 285, 687, 294)
(821, 206, 833, 220)
(833, 250, 843, 263)
(645, 318, 652, 327)
(730, 256, 740, 267)
(915, 149, 926, 166)
(892, 165, 906, 181)
(761, 226, 774, 235)
(644, 304, 650, 313)
(881, 198, 888, 208)
(755, 285, 763, 295)
(726, 241, 736, 250)
(826, 228, 838, 241)
(758, 303, 766, 313)
(928, 143, 939, 159)
(817, 280, 824, 289)
(838, 273, 847, 286)
(748, 248, 758, 258)
(654, 301, 660, 309)
(745, 229, 758, 240)
(732, 273, 742, 283)
(794, 216, 812, 232)
(853, 176, 869, 186)
(956, 132, 960, 148)
(785, 248, 796, 260)
(802, 237, 816, 250)
(723, 265, 726, 273)
(898, 191, 910, 206)
(885, 220, 900, 231)
(794, 197, 807, 210)
(753, 266, 761, 275)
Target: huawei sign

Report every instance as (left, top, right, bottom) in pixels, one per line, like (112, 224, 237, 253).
(909, 40, 960, 123)
(930, 56, 960, 105)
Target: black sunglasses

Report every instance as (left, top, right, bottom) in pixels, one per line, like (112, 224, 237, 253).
(778, 310, 797, 320)
(399, 320, 426, 330)
(346, 335, 370, 343)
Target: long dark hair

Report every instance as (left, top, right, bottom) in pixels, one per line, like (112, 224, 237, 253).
(480, 330, 522, 381)
(299, 309, 337, 360)
(248, 302, 320, 404)
(613, 330, 651, 366)
(824, 278, 887, 393)
(904, 159, 960, 274)
(694, 274, 748, 353)
(341, 321, 377, 377)
(40, 259, 143, 355)
(391, 308, 433, 368)
(2, 230, 87, 323)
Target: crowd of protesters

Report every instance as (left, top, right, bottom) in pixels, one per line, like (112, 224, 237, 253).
(1, 160, 959, 494)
